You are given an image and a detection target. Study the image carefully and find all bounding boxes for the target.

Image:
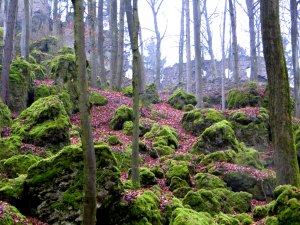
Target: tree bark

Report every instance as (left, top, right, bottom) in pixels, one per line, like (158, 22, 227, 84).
(125, 0, 140, 189)
(72, 0, 97, 223)
(290, 0, 300, 117)
(221, 0, 227, 111)
(193, 0, 203, 108)
(228, 0, 239, 88)
(97, 0, 106, 87)
(116, 0, 125, 91)
(88, 0, 97, 88)
(138, 27, 146, 93)
(246, 0, 258, 81)
(1, 0, 18, 104)
(178, 0, 185, 86)
(260, 0, 300, 186)
(21, 0, 29, 60)
(109, 0, 118, 89)
(185, 0, 192, 93)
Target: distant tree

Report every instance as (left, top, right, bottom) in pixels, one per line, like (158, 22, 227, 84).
(125, 0, 140, 189)
(185, 0, 192, 93)
(21, 0, 30, 61)
(192, 0, 203, 108)
(228, 0, 239, 88)
(1, 0, 18, 104)
(72, 0, 97, 223)
(116, 0, 125, 91)
(260, 0, 300, 186)
(109, 0, 118, 89)
(290, 0, 300, 117)
(178, 0, 185, 85)
(221, 0, 228, 111)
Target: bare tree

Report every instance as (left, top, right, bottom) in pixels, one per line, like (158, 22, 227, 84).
(21, 0, 30, 60)
(193, 0, 203, 107)
(88, 0, 97, 88)
(290, 0, 300, 117)
(146, 0, 164, 89)
(116, 0, 125, 91)
(97, 0, 106, 87)
(178, 0, 185, 85)
(185, 0, 192, 93)
(109, 0, 118, 89)
(1, 0, 18, 104)
(260, 0, 300, 186)
(221, 0, 228, 111)
(228, 0, 239, 87)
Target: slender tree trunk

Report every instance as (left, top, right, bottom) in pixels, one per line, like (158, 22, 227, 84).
(125, 0, 140, 189)
(228, 0, 239, 88)
(221, 0, 227, 111)
(72, 0, 97, 223)
(88, 0, 97, 88)
(260, 0, 300, 186)
(1, 0, 18, 104)
(203, 0, 217, 79)
(21, 0, 29, 60)
(291, 0, 300, 118)
(193, 0, 203, 108)
(178, 0, 185, 86)
(185, 0, 192, 93)
(97, 0, 106, 87)
(109, 0, 118, 89)
(138, 27, 146, 92)
(116, 0, 125, 91)
(246, 0, 258, 81)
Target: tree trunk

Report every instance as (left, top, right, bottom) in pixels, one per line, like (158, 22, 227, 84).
(138, 27, 146, 93)
(72, 0, 97, 223)
(260, 0, 300, 186)
(185, 0, 192, 93)
(228, 0, 239, 88)
(97, 0, 106, 87)
(291, 0, 300, 118)
(221, 0, 227, 111)
(203, 0, 217, 79)
(88, 0, 97, 88)
(125, 0, 140, 189)
(109, 0, 118, 89)
(246, 0, 258, 81)
(116, 0, 125, 91)
(193, 0, 203, 108)
(1, 0, 18, 104)
(178, 0, 184, 86)
(21, 0, 29, 60)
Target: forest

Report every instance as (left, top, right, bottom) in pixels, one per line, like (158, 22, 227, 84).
(0, 0, 300, 224)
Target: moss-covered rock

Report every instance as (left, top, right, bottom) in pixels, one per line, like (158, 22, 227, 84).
(194, 173, 227, 190)
(141, 83, 160, 106)
(110, 105, 133, 130)
(0, 136, 22, 160)
(31, 63, 46, 80)
(107, 135, 122, 146)
(235, 213, 254, 225)
(191, 120, 242, 154)
(23, 144, 123, 224)
(226, 82, 264, 109)
(170, 208, 215, 225)
(169, 176, 189, 191)
(11, 95, 71, 149)
(182, 104, 195, 112)
(89, 92, 108, 106)
(229, 108, 269, 150)
(214, 213, 239, 225)
(0, 202, 29, 225)
(200, 150, 237, 165)
(0, 101, 12, 136)
(0, 154, 41, 178)
(168, 89, 197, 110)
(181, 108, 225, 136)
(172, 187, 193, 198)
(29, 36, 58, 53)
(139, 167, 157, 187)
(33, 84, 53, 101)
(166, 160, 190, 184)
(150, 165, 164, 179)
(253, 205, 268, 221)
(265, 216, 279, 225)
(123, 86, 133, 97)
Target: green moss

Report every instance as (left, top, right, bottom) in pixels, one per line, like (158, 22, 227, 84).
(58, 46, 74, 55)
(89, 92, 108, 106)
(110, 105, 133, 130)
(107, 135, 122, 146)
(33, 84, 52, 101)
(214, 213, 239, 225)
(139, 167, 157, 187)
(235, 148, 263, 169)
(0, 102, 12, 135)
(141, 83, 160, 106)
(29, 36, 58, 53)
(265, 216, 279, 225)
(130, 190, 162, 225)
(235, 213, 254, 225)
(168, 89, 197, 110)
(200, 150, 237, 165)
(169, 176, 189, 191)
(170, 208, 215, 225)
(166, 161, 190, 184)
(31, 63, 46, 80)
(173, 187, 192, 198)
(0, 136, 22, 160)
(182, 104, 195, 112)
(58, 91, 73, 114)
(0, 204, 29, 225)
(11, 95, 70, 149)
(194, 173, 226, 190)
(114, 150, 132, 172)
(253, 205, 268, 221)
(1, 154, 41, 178)
(150, 165, 164, 178)
(123, 86, 133, 97)
(191, 120, 242, 154)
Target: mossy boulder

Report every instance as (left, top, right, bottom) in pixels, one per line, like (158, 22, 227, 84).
(0, 202, 29, 225)
(253, 205, 268, 221)
(200, 150, 237, 165)
(229, 108, 269, 150)
(107, 135, 122, 146)
(141, 83, 160, 106)
(170, 208, 215, 225)
(165, 161, 190, 184)
(181, 108, 225, 136)
(235, 213, 254, 225)
(214, 213, 239, 225)
(89, 92, 108, 106)
(123, 86, 133, 97)
(110, 105, 133, 130)
(23, 144, 123, 224)
(0, 154, 41, 178)
(182, 104, 195, 112)
(226, 82, 264, 109)
(168, 89, 197, 110)
(139, 167, 157, 187)
(0, 101, 12, 136)
(0, 136, 22, 160)
(29, 36, 58, 53)
(191, 120, 241, 154)
(33, 84, 53, 101)
(169, 176, 189, 191)
(194, 173, 227, 190)
(31, 63, 46, 80)
(11, 95, 71, 149)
